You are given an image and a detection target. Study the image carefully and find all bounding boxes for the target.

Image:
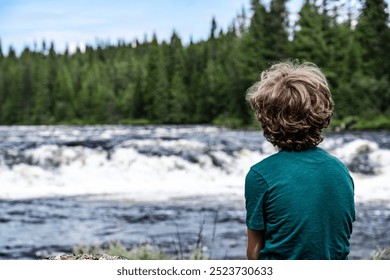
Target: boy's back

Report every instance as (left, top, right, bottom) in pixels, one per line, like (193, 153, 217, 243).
(244, 61, 355, 260)
(245, 146, 355, 259)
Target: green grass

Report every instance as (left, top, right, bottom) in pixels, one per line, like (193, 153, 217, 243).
(354, 115, 390, 130)
(117, 119, 152, 125)
(369, 248, 390, 260)
(72, 241, 208, 260)
(212, 116, 244, 129)
(330, 115, 390, 131)
(73, 242, 171, 260)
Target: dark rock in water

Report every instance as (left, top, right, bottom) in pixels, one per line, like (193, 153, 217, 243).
(348, 152, 377, 175)
(0, 218, 10, 223)
(121, 213, 170, 223)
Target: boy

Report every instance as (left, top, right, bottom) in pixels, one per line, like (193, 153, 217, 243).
(245, 61, 355, 260)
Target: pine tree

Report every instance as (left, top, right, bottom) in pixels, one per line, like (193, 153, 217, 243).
(0, 41, 7, 123)
(236, 6, 248, 36)
(0, 39, 3, 60)
(53, 64, 76, 122)
(115, 52, 136, 122)
(20, 47, 34, 123)
(220, 21, 251, 125)
(196, 18, 226, 123)
(355, 0, 390, 78)
(31, 51, 51, 124)
(46, 42, 57, 119)
(144, 34, 170, 122)
(263, 0, 290, 62)
(292, 0, 328, 67)
(184, 40, 204, 121)
(132, 64, 146, 119)
(236, 0, 269, 124)
(240, 0, 267, 83)
(167, 31, 188, 123)
(2, 48, 22, 123)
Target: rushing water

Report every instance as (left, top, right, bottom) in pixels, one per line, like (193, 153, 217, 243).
(0, 125, 389, 259)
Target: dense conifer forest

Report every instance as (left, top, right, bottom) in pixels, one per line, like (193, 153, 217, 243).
(0, 0, 389, 129)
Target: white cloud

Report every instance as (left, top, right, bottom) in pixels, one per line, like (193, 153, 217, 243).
(5, 0, 357, 54)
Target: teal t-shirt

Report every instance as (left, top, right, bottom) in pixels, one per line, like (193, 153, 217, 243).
(245, 146, 355, 260)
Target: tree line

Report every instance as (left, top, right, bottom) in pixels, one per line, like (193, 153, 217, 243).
(0, 0, 389, 129)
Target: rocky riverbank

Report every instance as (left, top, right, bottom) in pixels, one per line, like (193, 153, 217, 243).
(47, 254, 126, 260)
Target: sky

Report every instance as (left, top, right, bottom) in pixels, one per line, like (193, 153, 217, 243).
(0, 0, 378, 55)
(0, 0, 305, 54)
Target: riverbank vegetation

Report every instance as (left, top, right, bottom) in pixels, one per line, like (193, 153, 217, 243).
(71, 241, 207, 260)
(55, 242, 390, 260)
(1, 0, 389, 130)
(72, 242, 172, 260)
(370, 248, 390, 260)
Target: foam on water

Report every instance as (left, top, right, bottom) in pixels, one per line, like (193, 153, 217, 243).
(0, 126, 389, 203)
(326, 139, 390, 202)
(0, 146, 265, 201)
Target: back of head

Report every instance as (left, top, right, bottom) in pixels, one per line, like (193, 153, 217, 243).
(246, 61, 334, 151)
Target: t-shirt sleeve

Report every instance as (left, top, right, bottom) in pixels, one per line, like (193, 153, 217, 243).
(245, 168, 268, 231)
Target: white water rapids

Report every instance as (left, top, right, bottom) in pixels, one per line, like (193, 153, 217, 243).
(0, 125, 389, 203)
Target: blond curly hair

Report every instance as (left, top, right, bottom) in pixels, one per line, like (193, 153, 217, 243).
(246, 61, 334, 151)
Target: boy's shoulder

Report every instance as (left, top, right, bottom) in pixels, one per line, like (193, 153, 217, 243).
(250, 150, 289, 175)
(250, 147, 347, 174)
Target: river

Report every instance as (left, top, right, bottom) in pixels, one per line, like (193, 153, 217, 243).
(0, 125, 389, 259)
